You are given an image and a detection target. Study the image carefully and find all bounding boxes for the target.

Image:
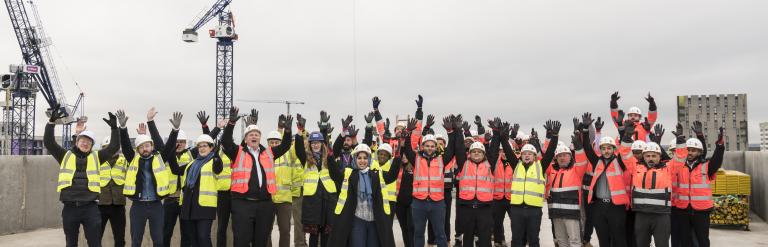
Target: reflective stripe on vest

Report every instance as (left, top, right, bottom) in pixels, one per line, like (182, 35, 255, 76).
(123, 154, 172, 196)
(587, 158, 629, 205)
(673, 161, 713, 210)
(412, 155, 445, 201)
(457, 159, 493, 202)
(169, 150, 192, 195)
(58, 151, 101, 193)
(335, 168, 391, 215)
(302, 165, 337, 196)
(215, 150, 232, 191)
(180, 159, 219, 207)
(230, 146, 277, 194)
(99, 155, 128, 186)
(509, 161, 546, 207)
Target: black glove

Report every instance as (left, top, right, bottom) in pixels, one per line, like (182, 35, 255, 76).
(384, 118, 392, 140)
(364, 112, 374, 124)
(544, 120, 553, 139)
(622, 120, 635, 142)
(716, 127, 725, 145)
(425, 114, 435, 130)
(610, 91, 621, 109)
(196, 111, 209, 125)
(650, 124, 665, 143)
(228, 107, 241, 124)
(318, 110, 330, 130)
(581, 113, 594, 131)
(571, 134, 583, 150)
(406, 118, 417, 132)
(595, 117, 604, 132)
(500, 121, 511, 140)
(641, 117, 652, 133)
(510, 123, 520, 140)
(372, 96, 381, 109)
(341, 115, 353, 129)
(691, 121, 704, 137)
(672, 123, 686, 144)
(296, 113, 306, 131)
(442, 115, 453, 132)
(48, 104, 65, 122)
(103, 112, 118, 129)
(284, 114, 294, 130)
(614, 110, 625, 127)
(278, 114, 287, 129)
(415, 95, 423, 108)
(646, 93, 657, 111)
(169, 112, 183, 130)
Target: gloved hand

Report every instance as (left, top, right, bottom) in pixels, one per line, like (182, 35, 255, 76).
(571, 134, 583, 150)
(415, 95, 423, 108)
(196, 111, 209, 126)
(611, 91, 621, 109)
(341, 115, 353, 129)
(614, 110, 625, 127)
(296, 113, 306, 131)
(248, 109, 259, 125)
(650, 124, 665, 144)
(102, 112, 118, 129)
(641, 117, 652, 133)
(372, 96, 381, 109)
(645, 92, 657, 111)
(318, 111, 330, 129)
(364, 112, 374, 124)
(691, 121, 704, 137)
(228, 107, 241, 124)
(581, 112, 594, 131)
(425, 114, 435, 130)
(278, 114, 287, 129)
(346, 125, 359, 137)
(384, 118, 392, 140)
(500, 121, 511, 140)
(462, 121, 471, 135)
(169, 112, 183, 130)
(406, 118, 417, 132)
(716, 127, 725, 145)
(544, 120, 553, 139)
(116, 109, 129, 128)
(442, 115, 453, 132)
(283, 114, 294, 131)
(595, 117, 604, 132)
(622, 120, 635, 142)
(48, 104, 65, 123)
(672, 123, 686, 144)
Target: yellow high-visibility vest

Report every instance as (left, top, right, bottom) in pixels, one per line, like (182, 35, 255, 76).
(303, 165, 337, 196)
(99, 155, 127, 186)
(180, 158, 219, 207)
(334, 168, 391, 215)
(123, 153, 172, 197)
(509, 161, 546, 207)
(371, 159, 397, 202)
(272, 146, 297, 203)
(216, 150, 232, 191)
(169, 150, 193, 194)
(57, 151, 101, 193)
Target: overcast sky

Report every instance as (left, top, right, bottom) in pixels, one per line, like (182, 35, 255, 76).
(1, 0, 767, 145)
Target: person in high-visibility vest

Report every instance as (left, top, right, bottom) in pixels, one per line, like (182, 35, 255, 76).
(401, 114, 460, 247)
(670, 124, 725, 247)
(630, 141, 675, 247)
(328, 143, 401, 247)
(492, 143, 514, 247)
(118, 111, 182, 247)
(169, 134, 223, 247)
(362, 114, 399, 223)
(581, 116, 638, 247)
(197, 114, 234, 247)
(298, 112, 338, 247)
(97, 136, 128, 247)
(453, 118, 505, 247)
(609, 91, 658, 142)
(545, 116, 591, 247)
(267, 115, 306, 247)
(220, 107, 294, 247)
(506, 120, 561, 247)
(44, 107, 121, 247)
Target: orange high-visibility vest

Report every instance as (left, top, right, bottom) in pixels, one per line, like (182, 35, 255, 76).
(546, 165, 583, 216)
(412, 155, 445, 201)
(493, 158, 514, 200)
(230, 146, 277, 194)
(587, 158, 630, 205)
(632, 164, 672, 213)
(673, 161, 713, 211)
(457, 159, 493, 202)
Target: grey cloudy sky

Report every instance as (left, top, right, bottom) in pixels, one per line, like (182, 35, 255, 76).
(1, 0, 766, 144)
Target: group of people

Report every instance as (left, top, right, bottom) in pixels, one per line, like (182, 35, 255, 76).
(47, 92, 724, 247)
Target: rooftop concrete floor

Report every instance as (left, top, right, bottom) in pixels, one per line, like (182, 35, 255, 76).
(1, 205, 766, 247)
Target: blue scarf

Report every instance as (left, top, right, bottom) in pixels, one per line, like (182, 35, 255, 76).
(357, 167, 373, 203)
(185, 152, 215, 189)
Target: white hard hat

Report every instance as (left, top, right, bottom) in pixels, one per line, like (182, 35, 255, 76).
(669, 139, 678, 150)
(643, 142, 662, 154)
(177, 130, 188, 141)
(422, 134, 438, 145)
(267, 130, 282, 140)
(469, 142, 485, 153)
(244, 125, 261, 136)
(78, 130, 96, 143)
(628, 106, 642, 115)
(435, 134, 445, 141)
(134, 134, 153, 148)
(686, 138, 703, 150)
(470, 130, 478, 137)
(101, 136, 111, 147)
(631, 140, 647, 151)
(521, 144, 537, 154)
(555, 144, 571, 156)
(599, 136, 616, 148)
(195, 135, 215, 145)
(377, 143, 393, 155)
(352, 144, 372, 156)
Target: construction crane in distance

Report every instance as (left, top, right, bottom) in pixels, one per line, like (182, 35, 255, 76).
(236, 99, 306, 116)
(182, 0, 237, 121)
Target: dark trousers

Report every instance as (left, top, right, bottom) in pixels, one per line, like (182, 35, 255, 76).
(412, 199, 447, 247)
(582, 205, 594, 243)
(99, 204, 126, 247)
(589, 201, 627, 247)
(216, 192, 231, 247)
(163, 198, 189, 247)
(231, 199, 275, 247)
(672, 208, 710, 247)
(396, 202, 414, 247)
(626, 210, 636, 247)
(634, 212, 670, 247)
(130, 200, 164, 247)
(509, 205, 542, 247)
(181, 219, 214, 247)
(458, 204, 493, 247)
(308, 231, 329, 247)
(492, 199, 511, 244)
(428, 190, 452, 244)
(63, 202, 102, 247)
(350, 217, 380, 247)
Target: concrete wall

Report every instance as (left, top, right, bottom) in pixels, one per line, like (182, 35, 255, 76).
(0, 156, 63, 235)
(723, 151, 768, 221)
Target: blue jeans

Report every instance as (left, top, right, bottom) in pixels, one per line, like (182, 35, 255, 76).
(411, 199, 447, 247)
(130, 200, 164, 247)
(350, 217, 379, 247)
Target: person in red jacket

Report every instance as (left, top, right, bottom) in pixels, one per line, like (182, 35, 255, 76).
(610, 92, 658, 142)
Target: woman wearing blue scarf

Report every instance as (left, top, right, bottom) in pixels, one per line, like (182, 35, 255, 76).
(327, 143, 402, 247)
(173, 134, 223, 247)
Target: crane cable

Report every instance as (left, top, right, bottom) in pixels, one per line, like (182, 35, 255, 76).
(352, 0, 358, 118)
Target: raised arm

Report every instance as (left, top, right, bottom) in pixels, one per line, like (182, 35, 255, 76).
(540, 120, 561, 172)
(271, 119, 294, 159)
(146, 120, 165, 151)
(382, 158, 402, 184)
(43, 105, 69, 161)
(708, 128, 726, 177)
(97, 112, 121, 160)
(221, 107, 242, 159)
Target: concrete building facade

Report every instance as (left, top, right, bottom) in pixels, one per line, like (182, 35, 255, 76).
(677, 94, 748, 152)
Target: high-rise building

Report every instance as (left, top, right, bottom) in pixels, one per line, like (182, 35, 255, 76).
(760, 122, 768, 151)
(677, 94, 748, 152)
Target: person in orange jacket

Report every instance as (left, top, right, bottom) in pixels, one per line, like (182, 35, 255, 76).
(610, 92, 658, 142)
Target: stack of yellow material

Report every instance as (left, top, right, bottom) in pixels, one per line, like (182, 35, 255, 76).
(712, 169, 751, 195)
(710, 195, 750, 226)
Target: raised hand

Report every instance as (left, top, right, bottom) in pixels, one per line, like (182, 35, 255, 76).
(197, 111, 209, 125)
(318, 111, 330, 131)
(671, 123, 684, 138)
(650, 124, 665, 143)
(641, 117, 652, 132)
(551, 120, 562, 136)
(581, 113, 594, 130)
(217, 118, 227, 128)
(228, 107, 241, 124)
(614, 110, 625, 127)
(147, 107, 158, 122)
(415, 95, 423, 108)
(510, 123, 520, 139)
(347, 125, 359, 137)
(442, 115, 453, 131)
(611, 91, 621, 106)
(474, 115, 482, 127)
(48, 104, 65, 122)
(622, 120, 636, 140)
(384, 118, 392, 140)
(102, 112, 117, 129)
(716, 127, 725, 145)
(137, 122, 147, 135)
(284, 114, 294, 130)
(425, 114, 435, 129)
(572, 117, 580, 132)
(170, 112, 183, 130)
(595, 117, 605, 132)
(462, 121, 471, 134)
(278, 115, 287, 129)
(296, 114, 306, 131)
(364, 112, 374, 124)
(372, 96, 381, 109)
(249, 109, 259, 125)
(645, 92, 657, 110)
(74, 118, 87, 134)
(341, 115, 353, 129)
(116, 109, 129, 128)
(571, 134, 583, 150)
(500, 121, 511, 139)
(691, 121, 704, 136)
(407, 118, 418, 132)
